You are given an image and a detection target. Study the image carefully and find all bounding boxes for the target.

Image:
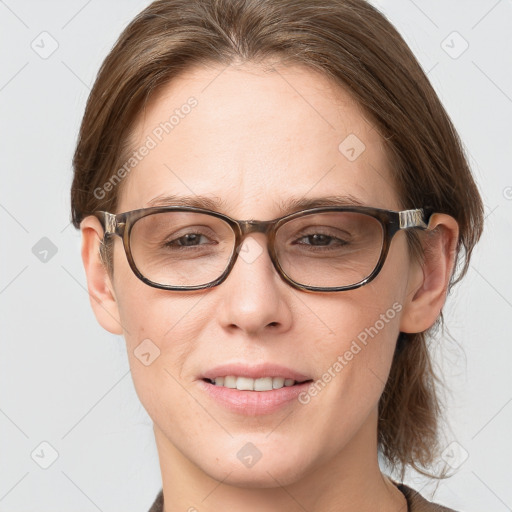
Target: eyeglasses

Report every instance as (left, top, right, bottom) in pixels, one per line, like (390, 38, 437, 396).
(93, 205, 432, 292)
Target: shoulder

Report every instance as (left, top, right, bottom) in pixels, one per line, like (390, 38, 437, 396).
(396, 482, 460, 512)
(148, 489, 164, 512)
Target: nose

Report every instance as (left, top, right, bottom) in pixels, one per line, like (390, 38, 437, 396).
(216, 233, 293, 336)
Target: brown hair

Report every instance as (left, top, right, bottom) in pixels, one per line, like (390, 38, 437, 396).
(70, 0, 484, 479)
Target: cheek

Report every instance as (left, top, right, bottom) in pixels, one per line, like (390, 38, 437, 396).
(299, 236, 410, 419)
(111, 241, 196, 347)
(110, 250, 204, 408)
(114, 276, 202, 371)
(114, 286, 205, 431)
(290, 292, 404, 463)
(342, 237, 409, 370)
(316, 233, 409, 349)
(310, 288, 403, 399)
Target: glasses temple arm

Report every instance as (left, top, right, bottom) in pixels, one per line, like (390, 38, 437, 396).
(399, 208, 432, 230)
(93, 211, 118, 237)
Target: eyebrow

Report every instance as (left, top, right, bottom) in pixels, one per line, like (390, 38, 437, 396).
(146, 193, 366, 216)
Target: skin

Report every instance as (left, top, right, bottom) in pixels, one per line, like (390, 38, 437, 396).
(80, 61, 459, 512)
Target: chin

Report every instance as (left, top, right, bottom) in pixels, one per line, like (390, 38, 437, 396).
(193, 442, 315, 488)
(207, 463, 309, 489)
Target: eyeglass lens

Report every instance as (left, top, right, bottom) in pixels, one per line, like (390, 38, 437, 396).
(129, 211, 384, 288)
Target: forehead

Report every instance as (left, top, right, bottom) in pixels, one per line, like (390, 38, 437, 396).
(118, 61, 399, 217)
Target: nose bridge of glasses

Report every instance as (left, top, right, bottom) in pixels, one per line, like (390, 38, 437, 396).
(235, 220, 276, 251)
(238, 219, 274, 236)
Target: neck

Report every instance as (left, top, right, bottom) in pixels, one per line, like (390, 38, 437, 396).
(154, 408, 407, 512)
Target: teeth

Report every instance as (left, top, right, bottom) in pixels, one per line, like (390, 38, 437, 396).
(237, 376, 256, 391)
(212, 376, 298, 391)
(272, 377, 285, 389)
(255, 377, 273, 391)
(223, 376, 236, 388)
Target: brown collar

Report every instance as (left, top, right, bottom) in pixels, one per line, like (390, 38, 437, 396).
(394, 482, 458, 512)
(148, 483, 458, 512)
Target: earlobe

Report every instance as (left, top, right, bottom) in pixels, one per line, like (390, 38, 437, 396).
(399, 213, 459, 334)
(80, 216, 124, 335)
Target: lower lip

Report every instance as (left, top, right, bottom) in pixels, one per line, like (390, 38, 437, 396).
(197, 379, 313, 416)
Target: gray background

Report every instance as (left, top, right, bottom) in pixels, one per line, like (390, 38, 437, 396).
(1, 0, 511, 511)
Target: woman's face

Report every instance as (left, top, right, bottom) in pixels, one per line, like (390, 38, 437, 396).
(100, 62, 420, 485)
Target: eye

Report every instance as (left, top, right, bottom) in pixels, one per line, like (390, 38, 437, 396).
(292, 231, 349, 249)
(295, 233, 348, 247)
(165, 232, 213, 247)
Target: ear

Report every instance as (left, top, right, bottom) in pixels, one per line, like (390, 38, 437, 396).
(399, 213, 459, 333)
(80, 215, 124, 335)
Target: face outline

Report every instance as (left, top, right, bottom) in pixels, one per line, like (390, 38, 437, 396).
(80, 61, 459, 499)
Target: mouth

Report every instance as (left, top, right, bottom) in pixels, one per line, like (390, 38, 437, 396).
(202, 376, 313, 391)
(198, 363, 314, 414)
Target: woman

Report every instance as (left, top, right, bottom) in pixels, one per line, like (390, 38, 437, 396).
(71, 0, 484, 510)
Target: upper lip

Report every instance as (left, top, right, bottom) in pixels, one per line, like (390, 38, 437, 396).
(200, 363, 312, 382)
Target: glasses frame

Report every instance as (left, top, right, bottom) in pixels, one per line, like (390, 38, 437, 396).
(93, 205, 432, 293)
